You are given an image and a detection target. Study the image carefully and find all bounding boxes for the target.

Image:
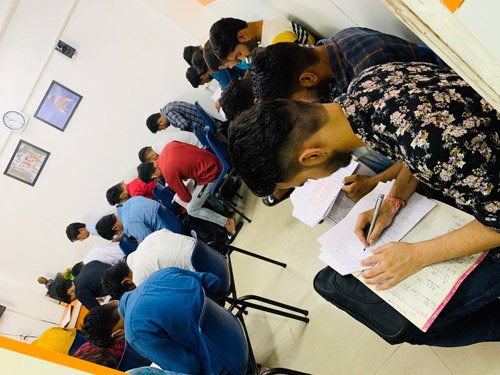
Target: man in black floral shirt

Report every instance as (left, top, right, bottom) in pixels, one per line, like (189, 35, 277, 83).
(228, 62, 499, 346)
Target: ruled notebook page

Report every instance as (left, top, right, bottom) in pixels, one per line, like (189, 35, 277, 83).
(359, 201, 485, 331)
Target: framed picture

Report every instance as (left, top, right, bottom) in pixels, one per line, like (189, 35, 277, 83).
(34, 81, 82, 131)
(4, 140, 50, 186)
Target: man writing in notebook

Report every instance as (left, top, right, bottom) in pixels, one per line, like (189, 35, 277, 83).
(228, 62, 499, 345)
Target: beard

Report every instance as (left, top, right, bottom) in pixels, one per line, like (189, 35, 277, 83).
(323, 150, 353, 174)
(313, 79, 331, 102)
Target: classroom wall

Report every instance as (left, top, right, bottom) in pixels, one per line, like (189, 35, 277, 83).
(0, 0, 419, 334)
(0, 0, 213, 328)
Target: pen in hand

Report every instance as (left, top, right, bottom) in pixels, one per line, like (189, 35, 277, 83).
(363, 194, 385, 251)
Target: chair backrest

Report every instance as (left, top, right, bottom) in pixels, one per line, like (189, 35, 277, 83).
(199, 296, 249, 375)
(204, 126, 231, 195)
(190, 240, 231, 296)
(116, 341, 152, 372)
(119, 235, 138, 256)
(192, 122, 212, 149)
(195, 101, 216, 134)
(153, 182, 181, 215)
(157, 205, 184, 234)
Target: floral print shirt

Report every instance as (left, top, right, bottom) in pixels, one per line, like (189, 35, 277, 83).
(336, 62, 499, 230)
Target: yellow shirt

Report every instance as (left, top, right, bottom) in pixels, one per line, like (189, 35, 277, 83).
(31, 327, 77, 354)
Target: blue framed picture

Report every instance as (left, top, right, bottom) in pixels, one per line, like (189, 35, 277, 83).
(34, 81, 82, 131)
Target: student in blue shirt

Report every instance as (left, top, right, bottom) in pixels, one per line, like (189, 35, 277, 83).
(82, 268, 226, 374)
(95, 196, 183, 242)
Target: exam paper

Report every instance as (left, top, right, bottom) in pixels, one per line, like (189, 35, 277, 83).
(318, 181, 436, 262)
(290, 160, 358, 227)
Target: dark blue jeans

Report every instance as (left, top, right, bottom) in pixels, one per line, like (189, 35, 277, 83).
(407, 250, 500, 346)
(314, 250, 500, 347)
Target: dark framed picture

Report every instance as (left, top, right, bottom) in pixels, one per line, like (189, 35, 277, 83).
(4, 140, 50, 186)
(34, 80, 82, 131)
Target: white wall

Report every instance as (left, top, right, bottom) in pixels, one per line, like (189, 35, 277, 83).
(0, 0, 213, 326)
(206, 0, 420, 43)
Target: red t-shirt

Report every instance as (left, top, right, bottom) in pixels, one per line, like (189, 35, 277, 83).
(157, 141, 222, 203)
(125, 178, 156, 200)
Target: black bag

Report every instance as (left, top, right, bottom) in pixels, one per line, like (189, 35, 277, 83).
(313, 266, 417, 344)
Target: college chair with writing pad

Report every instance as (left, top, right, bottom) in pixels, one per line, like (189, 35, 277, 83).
(119, 235, 139, 256)
(199, 295, 311, 375)
(194, 101, 250, 219)
(153, 181, 182, 216)
(190, 240, 309, 323)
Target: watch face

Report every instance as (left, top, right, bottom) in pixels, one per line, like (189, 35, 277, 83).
(3, 111, 26, 131)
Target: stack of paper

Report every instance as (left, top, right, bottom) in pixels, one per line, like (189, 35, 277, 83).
(318, 181, 437, 275)
(290, 160, 358, 227)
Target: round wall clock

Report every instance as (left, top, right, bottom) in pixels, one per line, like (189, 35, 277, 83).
(2, 110, 29, 131)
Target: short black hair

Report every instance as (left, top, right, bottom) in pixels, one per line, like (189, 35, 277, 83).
(138, 146, 152, 162)
(220, 78, 255, 121)
(203, 41, 222, 72)
(137, 162, 157, 183)
(52, 274, 73, 303)
(66, 222, 86, 242)
(101, 261, 133, 300)
(186, 66, 201, 88)
(106, 183, 125, 206)
(82, 303, 120, 348)
(96, 214, 118, 241)
(146, 113, 161, 133)
(228, 99, 326, 196)
(252, 42, 319, 100)
(71, 262, 84, 278)
(191, 49, 209, 75)
(209, 17, 248, 60)
(183, 45, 201, 65)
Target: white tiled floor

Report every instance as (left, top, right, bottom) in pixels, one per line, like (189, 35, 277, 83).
(230, 190, 499, 375)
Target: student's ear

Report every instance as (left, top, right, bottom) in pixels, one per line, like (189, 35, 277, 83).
(298, 71, 319, 88)
(298, 147, 328, 167)
(121, 277, 134, 288)
(237, 29, 251, 43)
(111, 328, 124, 341)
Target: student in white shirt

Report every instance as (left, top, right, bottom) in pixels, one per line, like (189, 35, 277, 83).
(101, 229, 196, 298)
(82, 243, 125, 266)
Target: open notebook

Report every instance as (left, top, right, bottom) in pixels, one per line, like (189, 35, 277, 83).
(360, 202, 486, 331)
(318, 182, 486, 331)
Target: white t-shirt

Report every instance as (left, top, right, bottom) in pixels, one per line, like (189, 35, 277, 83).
(260, 18, 311, 47)
(152, 128, 203, 154)
(83, 243, 125, 265)
(126, 229, 196, 285)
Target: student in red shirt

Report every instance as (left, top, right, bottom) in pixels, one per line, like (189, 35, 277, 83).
(106, 178, 157, 206)
(137, 141, 236, 236)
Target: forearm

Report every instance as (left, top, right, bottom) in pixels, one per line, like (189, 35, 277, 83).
(417, 220, 500, 266)
(388, 164, 419, 200)
(371, 161, 402, 184)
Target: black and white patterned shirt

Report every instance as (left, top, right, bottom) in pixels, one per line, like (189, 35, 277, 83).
(336, 62, 499, 230)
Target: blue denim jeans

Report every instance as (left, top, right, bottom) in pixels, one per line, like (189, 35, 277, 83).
(352, 147, 394, 174)
(406, 250, 500, 346)
(314, 250, 500, 347)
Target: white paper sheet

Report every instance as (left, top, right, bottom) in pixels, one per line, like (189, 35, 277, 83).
(290, 160, 358, 227)
(319, 181, 436, 262)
